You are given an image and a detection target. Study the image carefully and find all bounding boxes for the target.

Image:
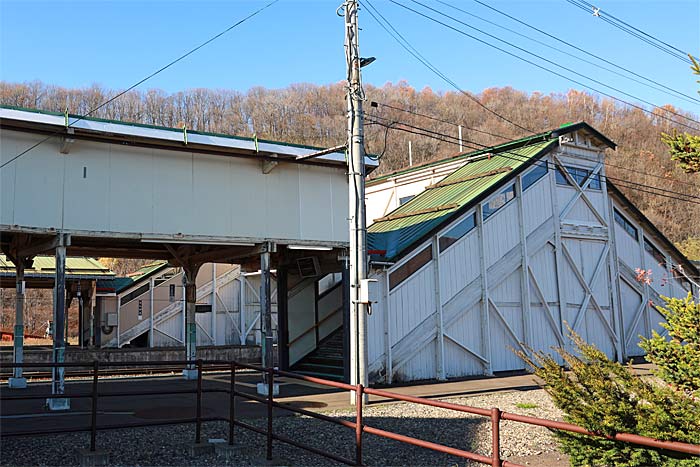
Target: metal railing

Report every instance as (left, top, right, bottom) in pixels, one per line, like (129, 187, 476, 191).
(2, 360, 699, 466)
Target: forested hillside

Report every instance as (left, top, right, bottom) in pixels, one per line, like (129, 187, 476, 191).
(1, 80, 698, 255)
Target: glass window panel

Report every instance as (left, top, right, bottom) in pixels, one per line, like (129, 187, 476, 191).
(399, 195, 414, 205)
(389, 246, 433, 290)
(483, 184, 516, 220)
(521, 164, 548, 191)
(644, 239, 666, 267)
(614, 209, 638, 241)
(439, 213, 476, 252)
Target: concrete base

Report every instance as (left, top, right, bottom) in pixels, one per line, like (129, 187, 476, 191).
(7, 377, 27, 389)
(252, 456, 288, 466)
(187, 443, 215, 456)
(256, 382, 280, 397)
(182, 368, 199, 380)
(213, 442, 243, 461)
(77, 449, 109, 467)
(46, 397, 70, 411)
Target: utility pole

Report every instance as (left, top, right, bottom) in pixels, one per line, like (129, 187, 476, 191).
(344, 0, 369, 404)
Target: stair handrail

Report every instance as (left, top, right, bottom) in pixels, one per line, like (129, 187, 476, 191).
(110, 266, 241, 346)
(287, 305, 343, 348)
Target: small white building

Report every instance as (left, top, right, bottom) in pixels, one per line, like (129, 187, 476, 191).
(365, 122, 698, 383)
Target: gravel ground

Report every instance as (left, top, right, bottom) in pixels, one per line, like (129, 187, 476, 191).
(1, 388, 566, 466)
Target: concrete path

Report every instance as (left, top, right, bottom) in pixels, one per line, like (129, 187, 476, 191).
(2, 362, 654, 437)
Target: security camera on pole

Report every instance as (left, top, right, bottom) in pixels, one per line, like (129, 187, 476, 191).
(343, 0, 371, 404)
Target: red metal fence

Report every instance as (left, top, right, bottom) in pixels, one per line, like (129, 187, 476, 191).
(1, 360, 699, 466)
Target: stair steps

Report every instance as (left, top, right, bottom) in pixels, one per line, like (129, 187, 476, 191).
(292, 328, 345, 381)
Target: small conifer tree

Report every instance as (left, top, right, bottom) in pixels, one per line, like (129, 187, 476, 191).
(518, 293, 700, 466)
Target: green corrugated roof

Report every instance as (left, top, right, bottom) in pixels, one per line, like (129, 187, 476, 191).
(368, 138, 557, 260)
(0, 255, 113, 277)
(97, 261, 170, 293)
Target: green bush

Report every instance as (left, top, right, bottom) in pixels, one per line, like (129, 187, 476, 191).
(639, 293, 700, 397)
(518, 316, 700, 466)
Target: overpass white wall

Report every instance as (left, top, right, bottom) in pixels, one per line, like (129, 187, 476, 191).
(1, 129, 348, 244)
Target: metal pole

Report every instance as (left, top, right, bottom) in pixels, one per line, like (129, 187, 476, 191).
(10, 262, 26, 387)
(49, 235, 69, 410)
(229, 363, 236, 445)
(196, 359, 203, 444)
(261, 248, 273, 378)
(90, 360, 99, 452)
(149, 277, 154, 347)
(266, 367, 274, 461)
(183, 270, 198, 379)
(345, 0, 369, 404)
(491, 407, 502, 467)
(211, 263, 217, 345)
(458, 125, 463, 152)
(355, 383, 364, 466)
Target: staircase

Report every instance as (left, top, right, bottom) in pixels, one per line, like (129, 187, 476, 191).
(105, 266, 241, 348)
(292, 328, 345, 381)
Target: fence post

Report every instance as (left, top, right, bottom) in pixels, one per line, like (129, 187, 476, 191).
(355, 384, 364, 466)
(491, 407, 502, 467)
(90, 360, 99, 452)
(229, 362, 236, 446)
(196, 359, 203, 444)
(266, 367, 274, 461)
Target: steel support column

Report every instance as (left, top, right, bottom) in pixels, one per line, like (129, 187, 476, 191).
(257, 243, 278, 396)
(48, 234, 69, 410)
(182, 266, 200, 380)
(8, 262, 27, 389)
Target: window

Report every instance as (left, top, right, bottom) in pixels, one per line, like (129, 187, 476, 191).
(439, 213, 476, 252)
(389, 246, 432, 290)
(483, 184, 515, 220)
(644, 239, 666, 267)
(614, 209, 638, 240)
(521, 163, 548, 191)
(673, 269, 692, 292)
(556, 165, 601, 190)
(399, 195, 415, 205)
(121, 284, 149, 306)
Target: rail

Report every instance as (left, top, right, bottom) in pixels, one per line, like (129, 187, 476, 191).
(1, 360, 698, 466)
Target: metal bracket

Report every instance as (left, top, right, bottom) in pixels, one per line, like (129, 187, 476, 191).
(262, 158, 278, 174)
(60, 128, 75, 154)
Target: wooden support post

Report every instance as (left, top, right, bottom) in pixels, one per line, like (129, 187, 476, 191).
(9, 261, 27, 388)
(432, 236, 446, 381)
(516, 177, 533, 348)
(48, 234, 69, 410)
(477, 206, 493, 375)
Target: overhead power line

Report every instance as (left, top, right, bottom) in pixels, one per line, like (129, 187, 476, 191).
(439, 0, 700, 106)
(370, 101, 511, 140)
(393, 0, 700, 130)
(0, 0, 280, 171)
(360, 0, 533, 134)
(370, 100, 700, 189)
(565, 0, 693, 65)
(364, 114, 700, 205)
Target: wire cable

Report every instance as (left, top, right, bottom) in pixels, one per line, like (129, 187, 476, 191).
(0, 0, 280, 171)
(360, 0, 533, 134)
(396, 0, 700, 129)
(565, 0, 693, 64)
(438, 0, 700, 106)
(369, 100, 700, 189)
(364, 115, 700, 205)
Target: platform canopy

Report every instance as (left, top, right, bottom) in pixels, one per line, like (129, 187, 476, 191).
(0, 254, 113, 288)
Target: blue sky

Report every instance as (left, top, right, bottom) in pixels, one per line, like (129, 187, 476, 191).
(1, 0, 699, 114)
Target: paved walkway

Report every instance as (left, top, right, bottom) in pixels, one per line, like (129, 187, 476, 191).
(1, 363, 654, 436)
